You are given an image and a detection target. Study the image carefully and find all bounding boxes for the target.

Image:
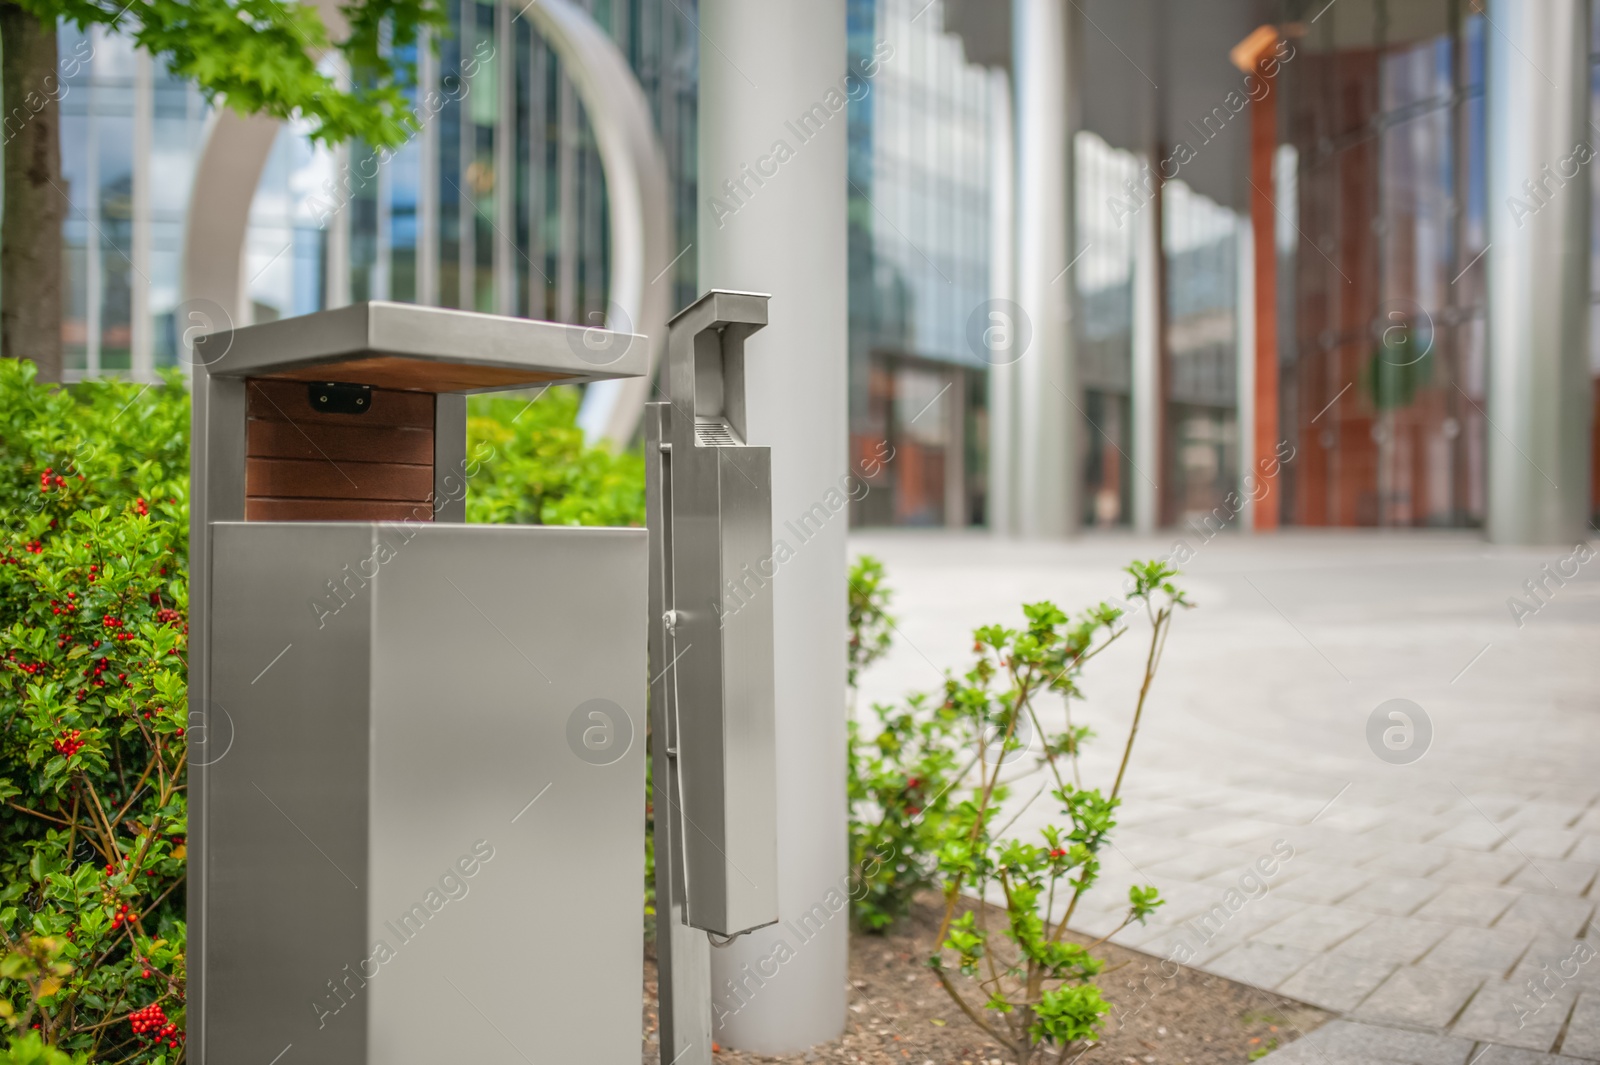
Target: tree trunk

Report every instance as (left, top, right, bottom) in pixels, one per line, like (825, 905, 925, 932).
(0, 1, 63, 382)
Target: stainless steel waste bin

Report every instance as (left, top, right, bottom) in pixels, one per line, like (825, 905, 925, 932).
(188, 302, 649, 1064)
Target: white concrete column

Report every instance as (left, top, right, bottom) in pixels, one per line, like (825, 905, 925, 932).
(1235, 217, 1256, 531)
(697, 0, 848, 1053)
(1013, 0, 1077, 537)
(417, 25, 440, 307)
(131, 50, 153, 380)
(986, 67, 1017, 536)
(1130, 155, 1160, 534)
(1485, 0, 1593, 543)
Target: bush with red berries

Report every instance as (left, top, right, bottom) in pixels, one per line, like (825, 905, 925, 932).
(0, 360, 189, 1062)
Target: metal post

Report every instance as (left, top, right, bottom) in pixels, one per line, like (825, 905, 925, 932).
(647, 289, 780, 1065)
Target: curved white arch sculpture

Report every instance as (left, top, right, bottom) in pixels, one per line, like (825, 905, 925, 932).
(180, 0, 671, 447)
(520, 1, 672, 447)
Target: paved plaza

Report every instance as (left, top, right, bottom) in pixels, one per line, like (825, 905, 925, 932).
(849, 529, 1600, 1062)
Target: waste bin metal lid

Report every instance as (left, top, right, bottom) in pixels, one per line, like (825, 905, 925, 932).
(193, 301, 648, 393)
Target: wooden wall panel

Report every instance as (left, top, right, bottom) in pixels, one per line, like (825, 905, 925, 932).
(245, 378, 437, 522)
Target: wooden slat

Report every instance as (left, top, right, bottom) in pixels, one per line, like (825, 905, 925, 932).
(245, 498, 436, 522)
(246, 457, 433, 502)
(266, 356, 574, 393)
(247, 378, 434, 428)
(247, 419, 434, 465)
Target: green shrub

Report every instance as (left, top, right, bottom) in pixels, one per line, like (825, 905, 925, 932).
(847, 555, 894, 692)
(0, 362, 646, 1058)
(0, 361, 190, 1062)
(845, 554, 967, 933)
(465, 388, 644, 526)
(848, 693, 963, 932)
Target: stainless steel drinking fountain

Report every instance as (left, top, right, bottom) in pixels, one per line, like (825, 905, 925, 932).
(189, 295, 779, 1065)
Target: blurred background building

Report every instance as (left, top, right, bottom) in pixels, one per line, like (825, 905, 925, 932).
(49, 0, 1599, 537)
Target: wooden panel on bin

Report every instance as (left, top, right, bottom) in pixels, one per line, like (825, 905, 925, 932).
(244, 498, 438, 522)
(264, 356, 574, 393)
(247, 458, 432, 502)
(247, 419, 434, 465)
(247, 378, 434, 428)
(244, 377, 437, 523)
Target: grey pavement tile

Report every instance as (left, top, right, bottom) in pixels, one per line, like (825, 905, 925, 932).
(1508, 859, 1599, 897)
(1495, 895, 1597, 939)
(1432, 851, 1535, 887)
(1202, 940, 1315, 990)
(1416, 884, 1524, 927)
(1533, 785, 1600, 810)
(1558, 989, 1600, 1059)
(1451, 978, 1576, 1052)
(1136, 923, 1236, 969)
(1500, 803, 1592, 832)
(1294, 833, 1399, 867)
(1432, 821, 1512, 851)
(1469, 1047, 1600, 1065)
(1333, 916, 1453, 966)
(1157, 895, 1299, 956)
(1417, 924, 1537, 977)
(1367, 817, 1467, 846)
(1352, 966, 1486, 1029)
(1187, 817, 1294, 850)
(1139, 878, 1233, 919)
(1343, 876, 1446, 918)
(1508, 828, 1584, 861)
(1111, 831, 1191, 866)
(1366, 843, 1456, 879)
(1254, 904, 1376, 951)
(1258, 1018, 1475, 1065)
(1318, 807, 1397, 834)
(1507, 934, 1600, 992)
(1277, 953, 1398, 1013)
(1570, 835, 1600, 864)
(1572, 810, 1600, 835)
(1277, 864, 1376, 906)
(1116, 801, 1199, 830)
(1142, 846, 1253, 883)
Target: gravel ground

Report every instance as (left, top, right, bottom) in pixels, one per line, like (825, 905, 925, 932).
(644, 896, 1328, 1064)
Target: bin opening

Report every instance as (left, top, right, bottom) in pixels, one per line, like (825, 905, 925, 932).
(245, 378, 439, 523)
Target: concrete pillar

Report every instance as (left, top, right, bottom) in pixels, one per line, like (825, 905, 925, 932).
(987, 66, 1017, 535)
(1130, 154, 1162, 534)
(697, 0, 848, 1052)
(1485, 0, 1593, 543)
(1235, 218, 1257, 531)
(1013, 0, 1077, 537)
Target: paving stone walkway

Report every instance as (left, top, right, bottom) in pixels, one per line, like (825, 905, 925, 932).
(848, 529, 1600, 1060)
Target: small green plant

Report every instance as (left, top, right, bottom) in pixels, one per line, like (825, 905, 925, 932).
(846, 555, 895, 695)
(1250, 1038, 1281, 1060)
(928, 561, 1191, 1064)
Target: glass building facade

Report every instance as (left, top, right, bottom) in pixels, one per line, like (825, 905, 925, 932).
(846, 0, 992, 527)
(1276, 0, 1489, 527)
(54, 0, 1592, 529)
(57, 0, 700, 377)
